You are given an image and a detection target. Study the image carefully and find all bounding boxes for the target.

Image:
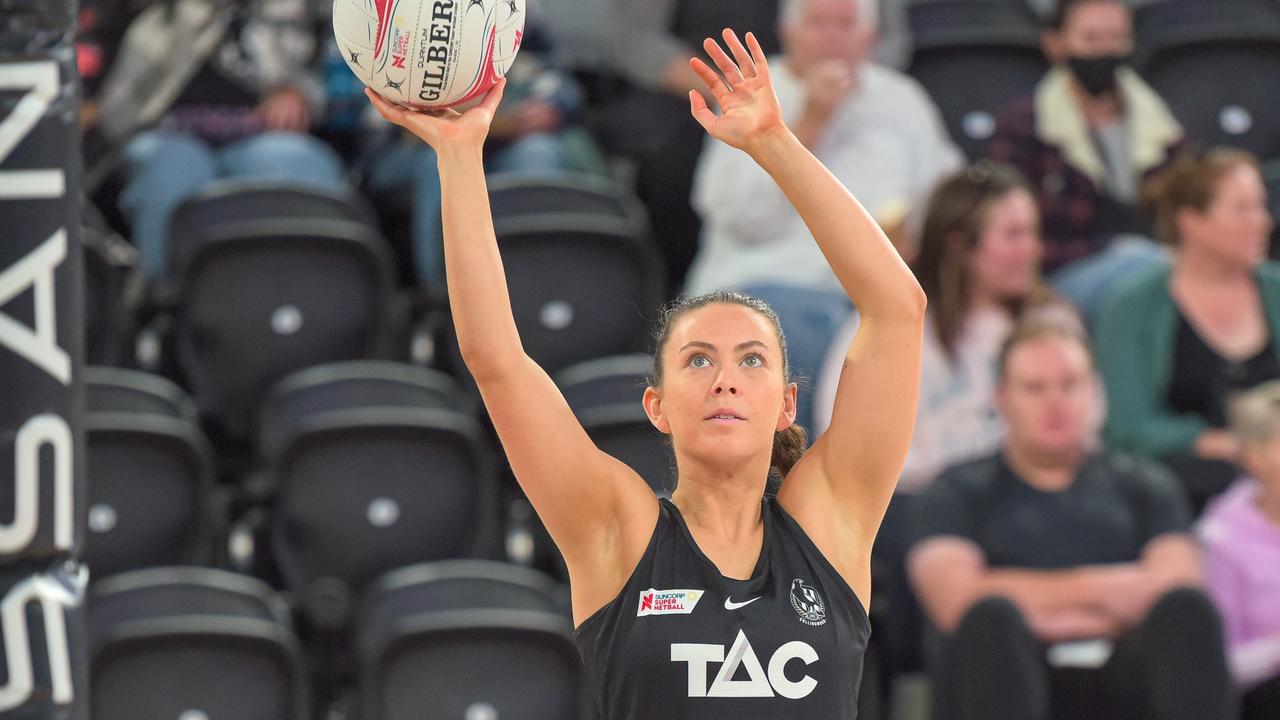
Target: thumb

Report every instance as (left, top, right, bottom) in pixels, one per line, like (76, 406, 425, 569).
(477, 77, 507, 114)
(689, 90, 717, 135)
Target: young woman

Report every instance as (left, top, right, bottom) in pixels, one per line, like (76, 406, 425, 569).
(366, 28, 925, 717)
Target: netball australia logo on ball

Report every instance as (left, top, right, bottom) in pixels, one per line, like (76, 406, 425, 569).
(790, 578, 826, 626)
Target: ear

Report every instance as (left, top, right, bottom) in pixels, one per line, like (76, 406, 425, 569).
(643, 385, 672, 435)
(1042, 29, 1065, 64)
(1175, 206, 1204, 243)
(776, 382, 799, 431)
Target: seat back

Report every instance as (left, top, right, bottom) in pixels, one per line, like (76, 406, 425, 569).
(84, 414, 215, 579)
(170, 220, 396, 437)
(554, 354, 652, 411)
(359, 610, 583, 720)
(258, 360, 470, 456)
(270, 409, 499, 628)
(908, 0, 1047, 159)
(89, 568, 306, 720)
(85, 366, 198, 422)
(168, 179, 378, 277)
(1135, 0, 1280, 159)
(446, 216, 664, 382)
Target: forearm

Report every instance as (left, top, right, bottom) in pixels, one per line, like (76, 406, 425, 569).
(745, 129, 924, 318)
(436, 146, 525, 375)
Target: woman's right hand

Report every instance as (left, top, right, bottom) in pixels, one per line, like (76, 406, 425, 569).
(365, 79, 507, 153)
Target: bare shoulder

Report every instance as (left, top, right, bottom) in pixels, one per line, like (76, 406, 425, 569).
(564, 474, 662, 630)
(774, 454, 872, 608)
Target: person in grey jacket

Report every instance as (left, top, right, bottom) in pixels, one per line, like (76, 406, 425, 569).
(88, 0, 347, 277)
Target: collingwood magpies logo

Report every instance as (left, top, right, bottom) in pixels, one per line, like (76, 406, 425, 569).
(790, 578, 826, 627)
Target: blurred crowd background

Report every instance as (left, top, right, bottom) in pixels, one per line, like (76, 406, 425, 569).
(69, 0, 1280, 719)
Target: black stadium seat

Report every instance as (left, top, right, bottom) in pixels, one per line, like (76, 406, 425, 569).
(168, 179, 379, 263)
(908, 0, 1048, 160)
(266, 404, 501, 629)
(486, 171, 650, 236)
(444, 214, 666, 384)
(85, 366, 199, 422)
(357, 562, 582, 720)
(1135, 0, 1280, 160)
(165, 219, 398, 438)
(89, 567, 308, 720)
(554, 355, 673, 497)
(84, 412, 216, 580)
(553, 353, 651, 410)
(257, 360, 472, 457)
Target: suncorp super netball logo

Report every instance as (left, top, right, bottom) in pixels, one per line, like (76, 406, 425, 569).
(637, 588, 704, 617)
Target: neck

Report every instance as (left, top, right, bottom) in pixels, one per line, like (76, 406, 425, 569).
(1068, 77, 1123, 126)
(1173, 245, 1252, 287)
(1003, 440, 1085, 491)
(671, 461, 768, 541)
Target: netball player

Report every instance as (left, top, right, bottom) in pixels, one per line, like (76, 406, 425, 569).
(366, 27, 925, 717)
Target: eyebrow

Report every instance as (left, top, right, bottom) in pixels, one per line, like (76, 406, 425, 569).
(678, 340, 769, 353)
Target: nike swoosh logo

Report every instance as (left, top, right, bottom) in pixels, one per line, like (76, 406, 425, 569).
(724, 597, 762, 610)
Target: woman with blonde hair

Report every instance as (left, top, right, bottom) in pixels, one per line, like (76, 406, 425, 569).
(1198, 380, 1280, 719)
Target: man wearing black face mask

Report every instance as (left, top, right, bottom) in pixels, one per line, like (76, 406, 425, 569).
(988, 0, 1185, 289)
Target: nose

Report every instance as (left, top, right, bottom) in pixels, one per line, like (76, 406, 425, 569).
(712, 371, 739, 396)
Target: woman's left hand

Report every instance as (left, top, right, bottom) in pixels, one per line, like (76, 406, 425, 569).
(688, 29, 788, 154)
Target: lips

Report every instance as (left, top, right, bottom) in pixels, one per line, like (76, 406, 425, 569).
(704, 408, 746, 421)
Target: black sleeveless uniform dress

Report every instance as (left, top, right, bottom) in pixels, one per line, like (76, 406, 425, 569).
(574, 496, 870, 719)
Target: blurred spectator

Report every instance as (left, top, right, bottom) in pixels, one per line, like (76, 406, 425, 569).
(1094, 149, 1279, 513)
(811, 162, 1074, 683)
(683, 0, 961, 296)
(363, 8, 609, 283)
(908, 321, 1231, 720)
(815, 162, 1073, 491)
(88, 0, 346, 278)
(599, 0, 783, 289)
(988, 0, 1183, 275)
(1197, 381, 1280, 720)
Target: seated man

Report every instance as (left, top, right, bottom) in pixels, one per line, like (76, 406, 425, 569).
(683, 0, 961, 296)
(89, 0, 347, 278)
(988, 0, 1182, 276)
(907, 321, 1231, 720)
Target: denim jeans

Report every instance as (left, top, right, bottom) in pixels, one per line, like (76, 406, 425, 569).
(364, 132, 575, 283)
(119, 130, 347, 278)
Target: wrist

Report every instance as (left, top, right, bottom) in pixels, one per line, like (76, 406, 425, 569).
(435, 143, 486, 166)
(744, 125, 800, 163)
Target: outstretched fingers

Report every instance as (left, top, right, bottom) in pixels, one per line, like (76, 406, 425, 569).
(689, 57, 730, 104)
(365, 88, 410, 125)
(702, 37, 745, 86)
(721, 28, 757, 78)
(745, 32, 771, 78)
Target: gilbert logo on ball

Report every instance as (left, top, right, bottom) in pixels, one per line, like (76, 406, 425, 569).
(333, 0, 525, 110)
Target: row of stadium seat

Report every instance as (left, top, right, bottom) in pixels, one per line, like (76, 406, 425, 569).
(89, 561, 584, 720)
(83, 359, 670, 624)
(112, 172, 664, 442)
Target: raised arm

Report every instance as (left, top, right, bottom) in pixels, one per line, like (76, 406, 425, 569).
(688, 30, 926, 545)
(364, 88, 658, 603)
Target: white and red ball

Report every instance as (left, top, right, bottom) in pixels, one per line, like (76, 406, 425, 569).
(333, 0, 525, 110)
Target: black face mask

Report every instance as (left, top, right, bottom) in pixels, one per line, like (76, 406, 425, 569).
(1066, 54, 1128, 97)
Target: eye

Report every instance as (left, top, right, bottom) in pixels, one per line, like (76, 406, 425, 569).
(688, 353, 712, 368)
(742, 353, 764, 368)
